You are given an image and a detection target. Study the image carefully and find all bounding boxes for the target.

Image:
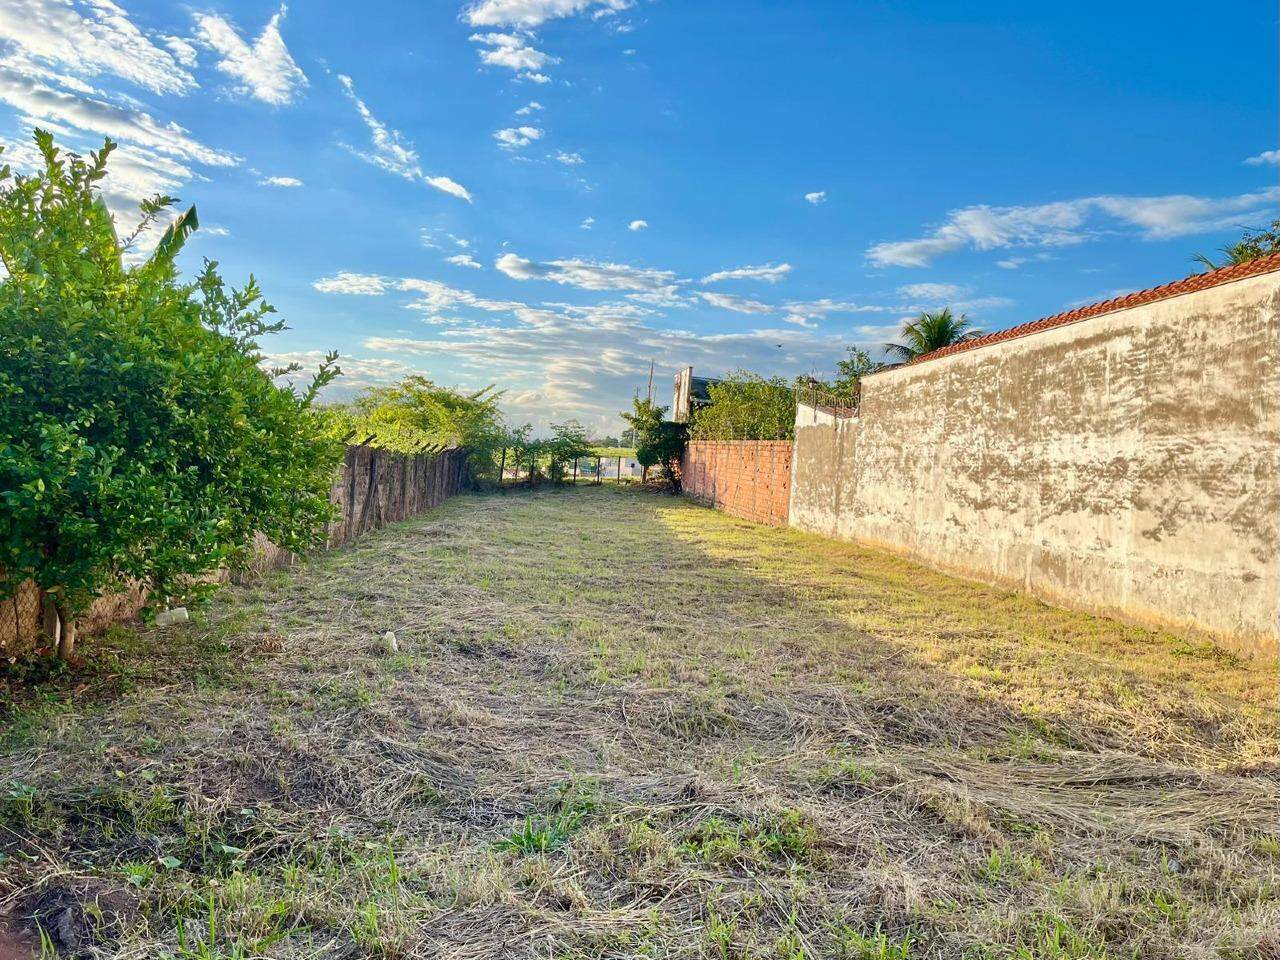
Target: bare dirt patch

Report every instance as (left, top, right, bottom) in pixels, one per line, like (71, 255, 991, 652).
(1, 485, 1276, 958)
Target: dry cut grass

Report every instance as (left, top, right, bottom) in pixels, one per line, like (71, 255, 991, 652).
(0, 485, 1276, 960)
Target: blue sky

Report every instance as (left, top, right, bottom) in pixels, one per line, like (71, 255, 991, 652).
(1, 0, 1276, 433)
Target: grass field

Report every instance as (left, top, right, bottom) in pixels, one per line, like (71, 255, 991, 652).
(1, 485, 1276, 959)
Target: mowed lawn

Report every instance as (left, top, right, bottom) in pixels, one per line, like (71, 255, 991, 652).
(1, 486, 1276, 960)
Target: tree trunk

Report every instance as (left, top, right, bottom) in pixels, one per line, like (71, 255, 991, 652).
(498, 447, 507, 489)
(40, 591, 59, 642)
(53, 600, 75, 661)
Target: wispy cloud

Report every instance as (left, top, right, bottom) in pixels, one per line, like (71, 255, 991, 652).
(0, 66, 236, 167)
(628, 218, 647, 231)
(260, 174, 302, 187)
(313, 272, 523, 315)
(194, 6, 307, 106)
(496, 252, 683, 304)
(867, 188, 1280, 267)
(446, 253, 482, 269)
(0, 0, 197, 95)
(463, 0, 633, 29)
(701, 263, 792, 284)
(897, 282, 966, 300)
(554, 150, 583, 164)
(1245, 149, 1279, 166)
(313, 271, 392, 295)
(698, 291, 772, 314)
(515, 100, 543, 115)
(337, 73, 471, 201)
(804, 191, 826, 205)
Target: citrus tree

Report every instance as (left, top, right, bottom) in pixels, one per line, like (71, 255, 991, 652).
(330, 376, 506, 485)
(0, 131, 343, 659)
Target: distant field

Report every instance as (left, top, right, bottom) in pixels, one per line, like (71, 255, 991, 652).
(1, 486, 1276, 959)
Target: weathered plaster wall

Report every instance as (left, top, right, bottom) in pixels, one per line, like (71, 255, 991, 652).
(789, 271, 1280, 657)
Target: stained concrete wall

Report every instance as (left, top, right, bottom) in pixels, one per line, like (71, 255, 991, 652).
(789, 270, 1280, 657)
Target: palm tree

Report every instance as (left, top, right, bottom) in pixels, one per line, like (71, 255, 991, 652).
(884, 307, 984, 364)
(1193, 220, 1280, 272)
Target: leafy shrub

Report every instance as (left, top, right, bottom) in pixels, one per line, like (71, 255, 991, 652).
(620, 397, 686, 488)
(689, 371, 795, 441)
(0, 131, 342, 657)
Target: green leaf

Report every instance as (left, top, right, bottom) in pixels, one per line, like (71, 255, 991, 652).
(152, 205, 199, 262)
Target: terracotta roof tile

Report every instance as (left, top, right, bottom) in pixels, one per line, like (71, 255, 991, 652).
(907, 251, 1280, 367)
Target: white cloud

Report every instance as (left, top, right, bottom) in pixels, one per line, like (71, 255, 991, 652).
(313, 272, 391, 295)
(0, 65, 235, 167)
(313, 271, 524, 312)
(580, 216, 594, 229)
(868, 188, 1280, 267)
(0, 0, 197, 95)
(194, 6, 307, 106)
(463, 0, 633, 28)
(496, 252, 684, 304)
(163, 35, 198, 69)
(995, 253, 1052, 270)
(260, 174, 302, 187)
(952, 295, 1014, 312)
(338, 73, 472, 201)
(628, 218, 647, 231)
(554, 150, 583, 164)
(701, 262, 792, 285)
(494, 124, 542, 149)
(357, 300, 863, 434)
(266, 351, 423, 395)
(446, 253, 482, 269)
(805, 191, 826, 205)
(780, 298, 895, 328)
(898, 282, 967, 301)
(698, 291, 772, 314)
(469, 31, 558, 81)
(1245, 149, 1279, 166)
(515, 100, 543, 115)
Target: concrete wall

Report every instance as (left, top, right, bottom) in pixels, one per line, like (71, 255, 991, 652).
(789, 270, 1280, 657)
(682, 440, 793, 526)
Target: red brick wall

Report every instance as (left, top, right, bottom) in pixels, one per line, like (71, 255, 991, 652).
(681, 440, 793, 526)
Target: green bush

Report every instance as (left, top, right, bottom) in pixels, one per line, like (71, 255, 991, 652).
(689, 371, 795, 441)
(0, 131, 343, 657)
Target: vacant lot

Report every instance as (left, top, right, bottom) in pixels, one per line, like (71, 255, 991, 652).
(1, 486, 1276, 959)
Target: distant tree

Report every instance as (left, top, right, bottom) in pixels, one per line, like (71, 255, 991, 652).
(545, 420, 592, 484)
(0, 131, 343, 659)
(638, 421, 688, 491)
(621, 396, 666, 482)
(1193, 219, 1280, 272)
(884, 308, 983, 364)
(334, 376, 506, 485)
(829, 348, 882, 405)
(690, 371, 796, 440)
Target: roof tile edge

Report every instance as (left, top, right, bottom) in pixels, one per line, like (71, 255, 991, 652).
(902, 251, 1280, 368)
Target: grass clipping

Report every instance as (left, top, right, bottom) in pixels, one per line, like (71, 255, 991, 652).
(0, 485, 1277, 959)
